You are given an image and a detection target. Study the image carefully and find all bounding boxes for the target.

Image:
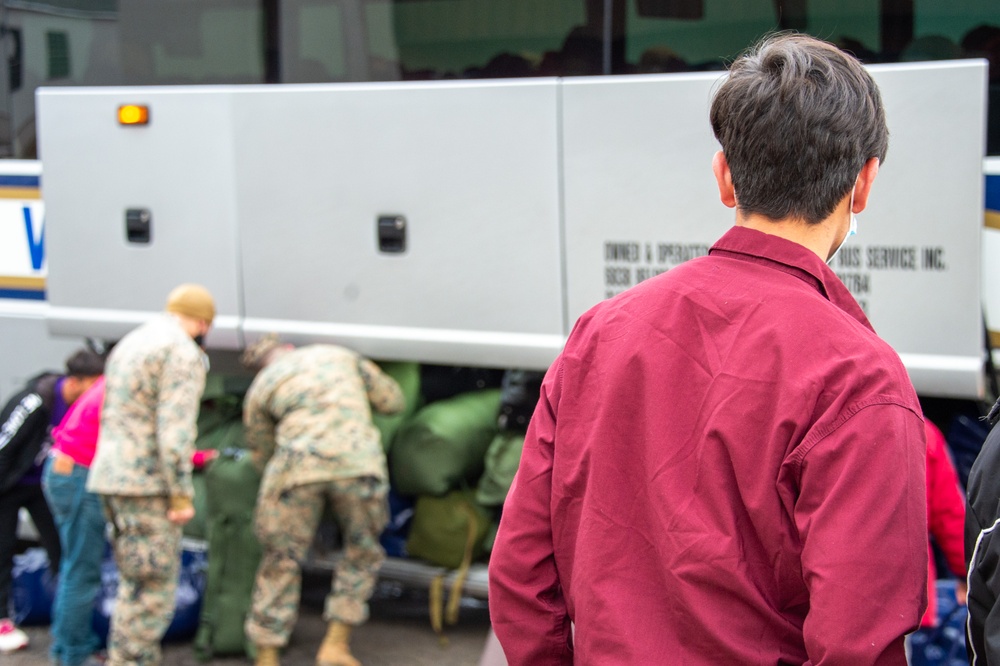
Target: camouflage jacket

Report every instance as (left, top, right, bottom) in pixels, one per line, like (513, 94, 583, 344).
(87, 315, 206, 498)
(243, 345, 404, 495)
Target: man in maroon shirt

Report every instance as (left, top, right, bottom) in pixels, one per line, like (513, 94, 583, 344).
(489, 34, 927, 665)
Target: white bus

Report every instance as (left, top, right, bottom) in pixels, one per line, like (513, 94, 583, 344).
(4, 0, 1000, 598)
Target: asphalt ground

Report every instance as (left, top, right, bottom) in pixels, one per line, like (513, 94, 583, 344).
(7, 577, 496, 666)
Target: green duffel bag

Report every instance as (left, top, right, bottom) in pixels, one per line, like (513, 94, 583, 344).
(194, 448, 263, 661)
(196, 410, 247, 453)
(182, 471, 209, 541)
(196, 375, 247, 436)
(482, 519, 499, 554)
(407, 489, 495, 636)
(407, 488, 494, 570)
(390, 389, 501, 497)
(187, 384, 247, 541)
(475, 431, 525, 507)
(371, 361, 422, 454)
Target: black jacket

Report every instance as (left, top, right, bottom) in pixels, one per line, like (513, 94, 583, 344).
(0, 373, 59, 494)
(966, 396, 1000, 664)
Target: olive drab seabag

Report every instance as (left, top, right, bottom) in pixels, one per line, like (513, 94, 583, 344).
(475, 431, 525, 507)
(371, 361, 422, 453)
(193, 447, 263, 660)
(389, 389, 503, 497)
(472, 370, 539, 506)
(405, 488, 494, 638)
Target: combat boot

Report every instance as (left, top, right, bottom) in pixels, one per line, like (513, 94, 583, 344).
(255, 645, 280, 666)
(316, 621, 360, 666)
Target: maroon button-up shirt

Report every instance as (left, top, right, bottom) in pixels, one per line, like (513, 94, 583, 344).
(490, 226, 927, 665)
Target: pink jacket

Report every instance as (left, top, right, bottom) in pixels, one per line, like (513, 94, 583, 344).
(51, 376, 105, 468)
(923, 419, 967, 627)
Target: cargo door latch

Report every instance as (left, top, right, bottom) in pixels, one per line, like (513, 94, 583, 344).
(126, 208, 151, 244)
(377, 215, 406, 253)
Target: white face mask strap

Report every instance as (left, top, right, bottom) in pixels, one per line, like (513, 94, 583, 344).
(828, 184, 859, 264)
(848, 187, 858, 237)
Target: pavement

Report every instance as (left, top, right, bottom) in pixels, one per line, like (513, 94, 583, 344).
(6, 578, 499, 666)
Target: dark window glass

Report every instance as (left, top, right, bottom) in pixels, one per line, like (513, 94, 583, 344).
(46, 31, 70, 79)
(119, 0, 264, 85)
(621, 0, 1000, 152)
(0, 0, 997, 157)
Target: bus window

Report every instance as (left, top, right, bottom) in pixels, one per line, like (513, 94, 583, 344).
(622, 0, 1000, 152)
(914, 0, 1000, 50)
(910, 0, 1000, 153)
(624, 0, 999, 67)
(626, 0, 777, 71)
(359, 0, 587, 80)
(282, 1, 348, 82)
(45, 31, 70, 80)
(805, 0, 879, 61)
(365, 1, 402, 81)
(0, 0, 119, 158)
(1, 0, 998, 157)
(120, 1, 264, 85)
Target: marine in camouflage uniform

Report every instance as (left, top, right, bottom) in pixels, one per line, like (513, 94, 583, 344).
(240, 339, 403, 664)
(87, 284, 214, 666)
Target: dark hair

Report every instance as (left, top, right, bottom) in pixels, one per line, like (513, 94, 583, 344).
(710, 33, 888, 224)
(64, 348, 105, 378)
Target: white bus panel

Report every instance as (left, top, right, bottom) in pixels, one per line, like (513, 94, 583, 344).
(37, 87, 243, 349)
(562, 61, 988, 399)
(233, 80, 564, 369)
(36, 62, 989, 397)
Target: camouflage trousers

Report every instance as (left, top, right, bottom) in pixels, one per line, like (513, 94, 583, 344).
(102, 495, 182, 666)
(244, 475, 388, 648)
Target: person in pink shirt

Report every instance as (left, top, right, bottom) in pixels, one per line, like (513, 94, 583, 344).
(42, 376, 107, 666)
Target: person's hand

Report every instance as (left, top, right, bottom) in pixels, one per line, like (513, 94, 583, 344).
(167, 505, 195, 525)
(957, 580, 968, 606)
(167, 495, 195, 525)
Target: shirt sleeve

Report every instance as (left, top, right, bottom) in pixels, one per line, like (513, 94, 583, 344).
(243, 381, 278, 472)
(0, 391, 48, 494)
(489, 359, 573, 666)
(155, 347, 205, 499)
(358, 358, 405, 415)
(794, 402, 927, 666)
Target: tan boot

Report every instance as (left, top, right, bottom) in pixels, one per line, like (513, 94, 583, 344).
(255, 645, 281, 666)
(316, 621, 361, 666)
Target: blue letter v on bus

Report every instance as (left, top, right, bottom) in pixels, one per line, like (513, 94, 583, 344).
(22, 206, 44, 270)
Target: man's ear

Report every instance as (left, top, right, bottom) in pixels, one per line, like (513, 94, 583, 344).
(851, 157, 880, 213)
(712, 151, 737, 209)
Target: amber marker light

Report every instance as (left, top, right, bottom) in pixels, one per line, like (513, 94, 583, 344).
(118, 104, 150, 126)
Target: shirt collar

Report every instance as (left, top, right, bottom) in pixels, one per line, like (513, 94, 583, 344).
(709, 226, 873, 333)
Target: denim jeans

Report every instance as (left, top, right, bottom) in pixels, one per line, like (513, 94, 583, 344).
(42, 456, 106, 666)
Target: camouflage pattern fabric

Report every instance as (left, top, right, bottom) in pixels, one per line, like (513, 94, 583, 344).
(87, 315, 207, 499)
(241, 345, 403, 648)
(103, 495, 183, 666)
(244, 476, 389, 647)
(242, 345, 404, 494)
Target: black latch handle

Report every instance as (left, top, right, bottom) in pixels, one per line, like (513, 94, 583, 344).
(125, 208, 151, 244)
(377, 215, 406, 253)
